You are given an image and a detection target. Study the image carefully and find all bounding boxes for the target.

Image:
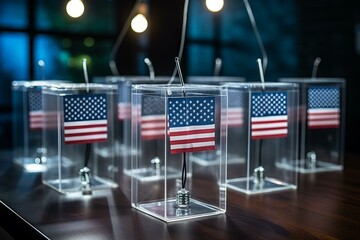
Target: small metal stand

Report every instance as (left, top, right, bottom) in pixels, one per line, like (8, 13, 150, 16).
(306, 151, 317, 169)
(79, 167, 92, 195)
(34, 147, 47, 164)
(150, 157, 161, 175)
(176, 188, 190, 208)
(175, 188, 190, 216)
(253, 166, 265, 185)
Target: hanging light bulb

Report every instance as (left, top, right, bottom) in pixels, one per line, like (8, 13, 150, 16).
(131, 14, 148, 33)
(131, 2, 148, 33)
(206, 0, 224, 12)
(66, 0, 85, 18)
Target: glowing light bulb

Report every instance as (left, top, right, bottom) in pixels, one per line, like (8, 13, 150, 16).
(206, 0, 224, 12)
(131, 14, 148, 33)
(66, 0, 85, 18)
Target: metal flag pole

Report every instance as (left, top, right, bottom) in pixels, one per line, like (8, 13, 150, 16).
(213, 58, 222, 77)
(144, 58, 155, 80)
(38, 60, 46, 80)
(311, 57, 321, 81)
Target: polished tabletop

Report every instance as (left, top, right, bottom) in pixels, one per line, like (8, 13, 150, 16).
(0, 150, 359, 240)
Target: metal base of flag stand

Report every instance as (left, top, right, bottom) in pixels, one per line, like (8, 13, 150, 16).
(227, 177, 296, 195)
(253, 166, 265, 184)
(79, 167, 92, 195)
(176, 188, 190, 208)
(306, 151, 317, 169)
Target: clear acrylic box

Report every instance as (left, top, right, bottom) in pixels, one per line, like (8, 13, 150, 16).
(278, 78, 345, 173)
(41, 83, 118, 194)
(186, 76, 245, 166)
(11, 80, 68, 172)
(224, 82, 299, 194)
(131, 84, 227, 222)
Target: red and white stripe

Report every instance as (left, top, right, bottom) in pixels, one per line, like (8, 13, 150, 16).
(64, 119, 108, 144)
(251, 115, 288, 140)
(307, 108, 340, 129)
(169, 124, 215, 154)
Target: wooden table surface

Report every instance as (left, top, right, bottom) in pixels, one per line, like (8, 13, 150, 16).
(0, 150, 359, 240)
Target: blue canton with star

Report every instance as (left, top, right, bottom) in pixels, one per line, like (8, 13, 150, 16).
(251, 92, 287, 117)
(64, 94, 107, 122)
(168, 97, 215, 128)
(308, 87, 339, 109)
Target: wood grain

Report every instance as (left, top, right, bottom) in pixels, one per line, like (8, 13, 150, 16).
(0, 151, 359, 240)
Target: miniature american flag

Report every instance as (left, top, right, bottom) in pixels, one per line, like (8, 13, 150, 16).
(251, 92, 288, 140)
(63, 94, 108, 144)
(141, 96, 166, 140)
(168, 96, 215, 154)
(307, 86, 340, 129)
(28, 89, 44, 130)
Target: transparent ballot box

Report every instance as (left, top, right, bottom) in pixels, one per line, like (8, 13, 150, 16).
(278, 78, 345, 173)
(224, 82, 299, 194)
(11, 80, 68, 172)
(131, 84, 227, 222)
(41, 83, 118, 194)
